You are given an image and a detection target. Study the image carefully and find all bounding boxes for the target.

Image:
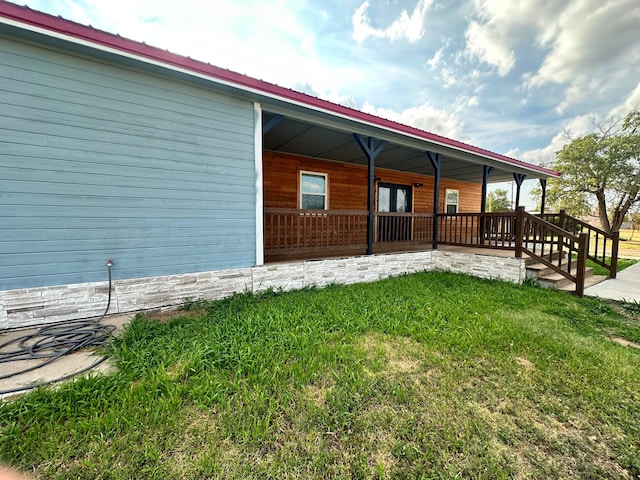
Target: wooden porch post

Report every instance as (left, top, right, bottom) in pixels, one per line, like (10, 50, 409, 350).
(427, 151, 441, 249)
(480, 166, 493, 244)
(515, 206, 525, 258)
(354, 134, 386, 255)
(481, 166, 493, 213)
(575, 232, 588, 297)
(610, 231, 619, 279)
(539, 178, 547, 214)
(513, 173, 526, 209)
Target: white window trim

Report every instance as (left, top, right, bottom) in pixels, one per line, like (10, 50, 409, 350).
(299, 171, 328, 209)
(445, 188, 459, 214)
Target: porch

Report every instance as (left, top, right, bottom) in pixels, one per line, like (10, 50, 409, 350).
(258, 109, 606, 295)
(264, 207, 620, 296)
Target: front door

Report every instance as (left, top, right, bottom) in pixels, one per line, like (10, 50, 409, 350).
(377, 183, 412, 242)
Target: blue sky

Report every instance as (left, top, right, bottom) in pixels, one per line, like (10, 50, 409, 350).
(12, 0, 640, 209)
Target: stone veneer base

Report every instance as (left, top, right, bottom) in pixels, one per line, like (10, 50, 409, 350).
(1, 250, 524, 330)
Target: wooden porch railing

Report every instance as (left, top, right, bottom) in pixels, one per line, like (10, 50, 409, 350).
(437, 211, 518, 249)
(437, 209, 588, 294)
(264, 208, 368, 259)
(264, 208, 434, 260)
(376, 212, 435, 244)
(264, 207, 620, 296)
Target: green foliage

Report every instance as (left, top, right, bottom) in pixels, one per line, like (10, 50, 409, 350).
(539, 107, 640, 232)
(487, 188, 511, 212)
(1, 273, 639, 478)
(620, 299, 640, 317)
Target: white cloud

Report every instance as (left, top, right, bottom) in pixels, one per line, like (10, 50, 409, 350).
(352, 0, 432, 43)
(464, 0, 640, 112)
(23, 0, 351, 95)
(439, 67, 457, 88)
(464, 20, 514, 76)
(609, 82, 640, 118)
(518, 1, 640, 112)
(427, 47, 443, 69)
(467, 96, 479, 107)
(529, 1, 640, 87)
(361, 101, 463, 139)
(462, 0, 563, 77)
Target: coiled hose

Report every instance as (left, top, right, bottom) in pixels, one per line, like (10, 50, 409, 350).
(0, 263, 116, 395)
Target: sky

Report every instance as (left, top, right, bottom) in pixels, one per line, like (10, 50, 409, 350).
(10, 0, 640, 209)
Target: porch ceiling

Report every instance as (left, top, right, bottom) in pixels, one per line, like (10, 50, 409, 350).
(263, 112, 547, 184)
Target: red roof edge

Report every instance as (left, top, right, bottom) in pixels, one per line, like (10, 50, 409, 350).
(0, 0, 560, 177)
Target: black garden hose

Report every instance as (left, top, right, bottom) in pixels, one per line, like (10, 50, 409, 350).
(0, 263, 116, 395)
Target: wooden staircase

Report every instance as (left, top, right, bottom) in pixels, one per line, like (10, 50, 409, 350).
(525, 253, 607, 293)
(435, 208, 619, 296)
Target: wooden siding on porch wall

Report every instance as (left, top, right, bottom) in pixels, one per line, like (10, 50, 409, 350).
(263, 150, 482, 212)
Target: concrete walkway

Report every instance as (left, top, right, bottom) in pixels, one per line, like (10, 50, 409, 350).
(584, 261, 640, 302)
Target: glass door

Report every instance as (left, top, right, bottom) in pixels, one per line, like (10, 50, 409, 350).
(377, 183, 412, 241)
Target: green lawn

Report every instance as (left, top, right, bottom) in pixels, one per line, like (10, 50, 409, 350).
(618, 229, 640, 258)
(1, 271, 639, 479)
(587, 256, 638, 276)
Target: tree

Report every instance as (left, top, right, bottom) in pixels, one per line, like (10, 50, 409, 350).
(541, 107, 640, 233)
(486, 188, 511, 211)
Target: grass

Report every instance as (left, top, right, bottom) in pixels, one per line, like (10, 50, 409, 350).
(1, 271, 639, 479)
(586, 256, 637, 276)
(618, 229, 640, 257)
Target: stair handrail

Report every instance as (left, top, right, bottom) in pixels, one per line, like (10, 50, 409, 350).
(540, 210, 619, 279)
(515, 207, 589, 296)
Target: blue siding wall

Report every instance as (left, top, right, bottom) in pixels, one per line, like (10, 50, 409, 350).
(0, 37, 257, 290)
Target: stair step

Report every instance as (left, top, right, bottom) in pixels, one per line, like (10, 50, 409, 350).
(525, 260, 580, 279)
(537, 267, 594, 289)
(556, 274, 608, 292)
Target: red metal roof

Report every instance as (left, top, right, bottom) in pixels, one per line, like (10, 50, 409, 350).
(0, 0, 560, 177)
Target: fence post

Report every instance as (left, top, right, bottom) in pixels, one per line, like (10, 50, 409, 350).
(555, 209, 567, 256)
(610, 231, 619, 279)
(515, 206, 524, 258)
(575, 232, 588, 297)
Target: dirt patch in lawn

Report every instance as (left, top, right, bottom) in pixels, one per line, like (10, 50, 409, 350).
(141, 308, 206, 324)
(610, 337, 640, 349)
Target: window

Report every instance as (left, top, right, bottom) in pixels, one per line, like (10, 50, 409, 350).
(445, 189, 459, 214)
(300, 171, 327, 209)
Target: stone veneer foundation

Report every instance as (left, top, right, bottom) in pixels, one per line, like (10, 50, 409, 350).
(1, 251, 525, 330)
